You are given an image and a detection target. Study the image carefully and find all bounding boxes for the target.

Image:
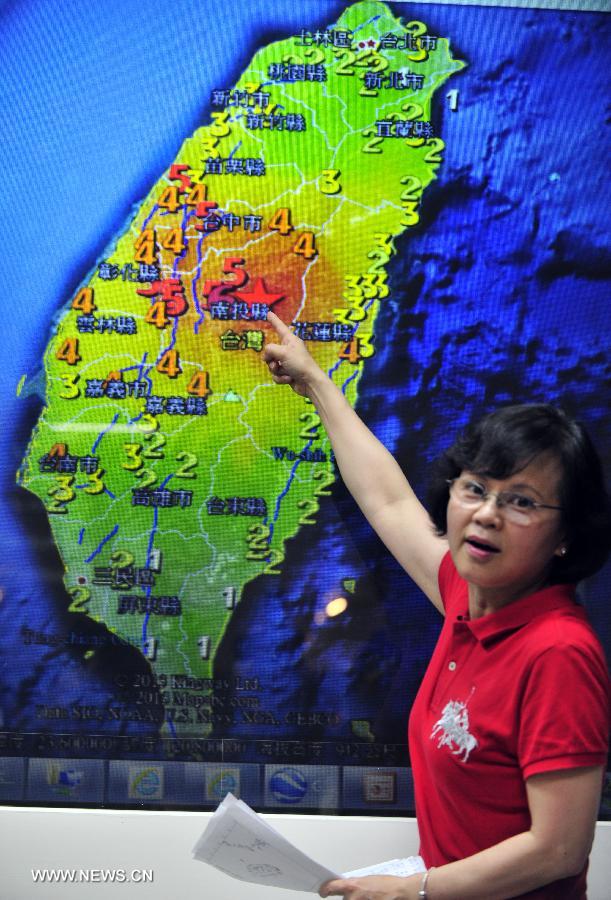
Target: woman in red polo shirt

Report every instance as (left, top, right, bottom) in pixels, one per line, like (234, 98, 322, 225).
(262, 311, 610, 900)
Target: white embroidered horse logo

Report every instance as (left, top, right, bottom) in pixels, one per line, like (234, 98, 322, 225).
(430, 698, 478, 762)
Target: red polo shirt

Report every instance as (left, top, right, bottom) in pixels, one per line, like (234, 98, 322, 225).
(408, 552, 610, 899)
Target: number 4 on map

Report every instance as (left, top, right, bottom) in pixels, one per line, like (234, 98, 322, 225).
(186, 372, 211, 397)
(268, 207, 293, 235)
(156, 349, 181, 378)
(134, 230, 157, 265)
(339, 340, 362, 364)
(72, 288, 96, 314)
(144, 301, 169, 329)
(293, 232, 317, 260)
(56, 338, 81, 365)
(157, 186, 181, 213)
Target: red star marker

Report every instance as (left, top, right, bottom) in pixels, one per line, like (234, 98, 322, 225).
(233, 277, 285, 311)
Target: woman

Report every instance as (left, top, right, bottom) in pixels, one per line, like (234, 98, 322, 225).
(262, 311, 610, 900)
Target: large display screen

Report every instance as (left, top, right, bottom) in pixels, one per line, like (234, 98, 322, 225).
(1, 0, 609, 815)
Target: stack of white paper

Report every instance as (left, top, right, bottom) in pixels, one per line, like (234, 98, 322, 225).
(343, 857, 426, 879)
(192, 793, 338, 892)
(193, 793, 426, 893)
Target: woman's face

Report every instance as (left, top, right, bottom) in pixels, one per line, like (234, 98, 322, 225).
(446, 453, 567, 607)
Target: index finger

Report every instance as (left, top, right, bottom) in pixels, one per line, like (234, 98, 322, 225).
(266, 310, 292, 337)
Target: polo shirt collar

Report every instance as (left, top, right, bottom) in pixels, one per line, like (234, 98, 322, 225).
(460, 582, 578, 646)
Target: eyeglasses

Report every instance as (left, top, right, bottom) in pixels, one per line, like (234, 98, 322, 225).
(447, 477, 564, 525)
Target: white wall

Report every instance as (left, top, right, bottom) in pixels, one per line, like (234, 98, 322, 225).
(1, 808, 609, 899)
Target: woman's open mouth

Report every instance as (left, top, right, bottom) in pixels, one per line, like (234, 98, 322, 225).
(465, 537, 501, 558)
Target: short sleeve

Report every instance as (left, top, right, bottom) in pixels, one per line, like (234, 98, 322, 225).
(518, 639, 610, 780)
(437, 551, 466, 616)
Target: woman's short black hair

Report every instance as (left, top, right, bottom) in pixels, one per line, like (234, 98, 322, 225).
(427, 403, 611, 584)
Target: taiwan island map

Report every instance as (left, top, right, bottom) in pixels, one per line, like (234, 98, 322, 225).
(17, 1, 463, 741)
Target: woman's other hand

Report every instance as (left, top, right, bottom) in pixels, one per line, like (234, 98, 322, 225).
(319, 873, 420, 899)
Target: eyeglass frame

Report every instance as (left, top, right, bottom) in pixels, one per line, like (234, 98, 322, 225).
(446, 476, 564, 520)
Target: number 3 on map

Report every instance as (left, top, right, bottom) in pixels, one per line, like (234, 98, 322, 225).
(319, 170, 341, 195)
(59, 373, 80, 399)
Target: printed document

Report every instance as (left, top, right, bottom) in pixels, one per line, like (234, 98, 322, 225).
(193, 793, 425, 892)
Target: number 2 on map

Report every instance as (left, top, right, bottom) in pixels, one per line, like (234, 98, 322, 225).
(246, 524, 271, 560)
(297, 498, 317, 525)
(68, 586, 91, 614)
(313, 468, 335, 496)
(299, 412, 321, 440)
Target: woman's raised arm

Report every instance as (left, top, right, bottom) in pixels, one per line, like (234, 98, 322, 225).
(263, 311, 447, 610)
